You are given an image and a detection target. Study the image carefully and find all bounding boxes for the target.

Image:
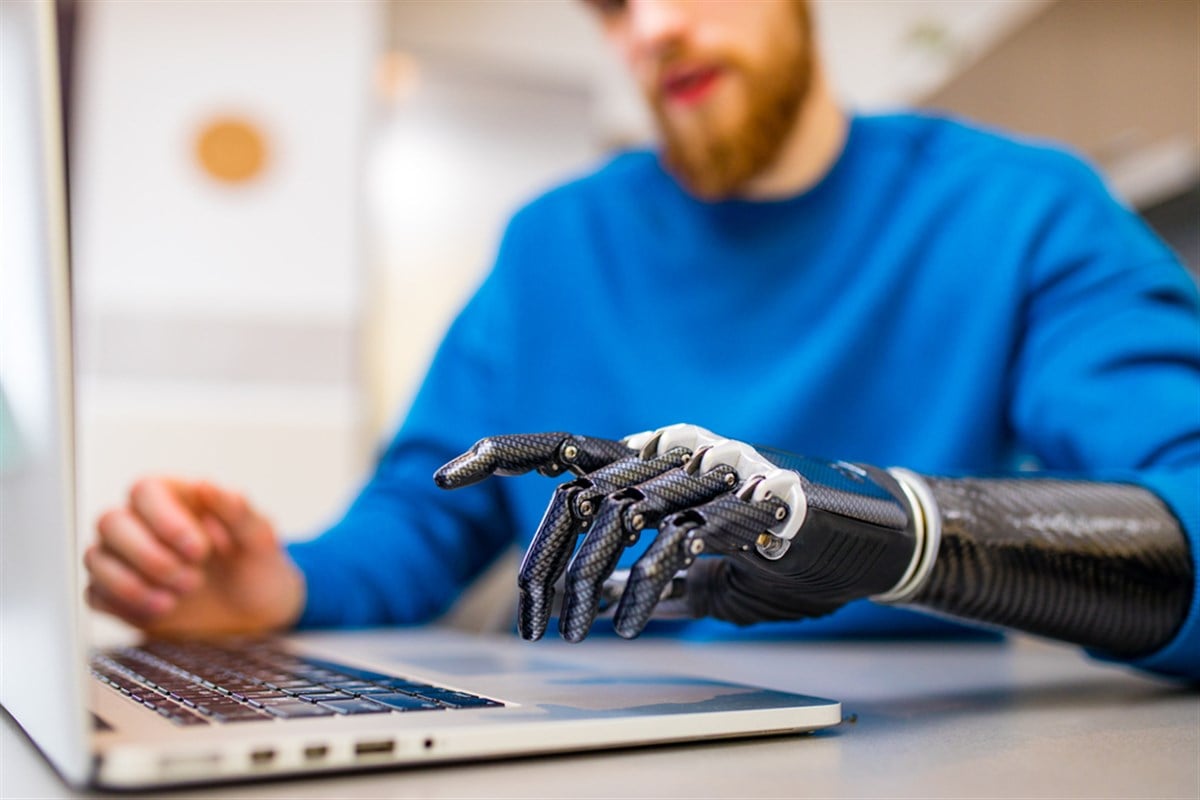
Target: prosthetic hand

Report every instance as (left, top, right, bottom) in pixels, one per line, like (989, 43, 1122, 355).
(434, 424, 925, 641)
(435, 424, 1192, 656)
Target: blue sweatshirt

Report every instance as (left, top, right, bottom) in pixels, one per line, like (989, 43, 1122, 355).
(289, 113, 1200, 680)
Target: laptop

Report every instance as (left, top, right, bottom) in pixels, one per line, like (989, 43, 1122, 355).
(0, 0, 841, 789)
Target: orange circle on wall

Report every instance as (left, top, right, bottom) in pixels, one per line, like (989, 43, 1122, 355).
(195, 116, 269, 184)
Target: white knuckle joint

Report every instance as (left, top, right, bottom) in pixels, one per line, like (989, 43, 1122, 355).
(624, 424, 807, 558)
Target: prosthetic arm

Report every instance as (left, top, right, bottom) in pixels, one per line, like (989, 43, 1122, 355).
(434, 425, 1193, 656)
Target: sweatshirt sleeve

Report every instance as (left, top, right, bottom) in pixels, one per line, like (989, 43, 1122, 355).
(1007, 150, 1200, 679)
(285, 221, 526, 628)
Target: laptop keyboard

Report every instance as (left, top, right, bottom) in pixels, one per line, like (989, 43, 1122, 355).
(90, 640, 502, 726)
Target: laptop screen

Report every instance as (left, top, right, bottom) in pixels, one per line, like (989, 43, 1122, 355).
(0, 0, 91, 784)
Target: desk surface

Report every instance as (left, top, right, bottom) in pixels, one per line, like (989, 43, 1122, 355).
(3, 635, 1197, 799)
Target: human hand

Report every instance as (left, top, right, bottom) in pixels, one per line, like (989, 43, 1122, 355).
(84, 478, 304, 637)
(435, 425, 928, 642)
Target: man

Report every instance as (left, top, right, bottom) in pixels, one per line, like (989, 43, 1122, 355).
(84, 1, 1199, 679)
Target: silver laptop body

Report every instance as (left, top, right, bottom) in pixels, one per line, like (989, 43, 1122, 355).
(0, 0, 840, 788)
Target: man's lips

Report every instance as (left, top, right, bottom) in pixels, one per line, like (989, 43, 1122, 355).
(659, 65, 723, 106)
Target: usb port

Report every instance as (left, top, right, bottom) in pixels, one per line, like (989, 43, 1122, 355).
(303, 744, 329, 761)
(355, 739, 395, 757)
(249, 749, 275, 765)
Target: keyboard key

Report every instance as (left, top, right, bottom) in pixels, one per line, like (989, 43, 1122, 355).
(298, 693, 351, 703)
(212, 708, 271, 722)
(402, 687, 501, 708)
(375, 678, 432, 691)
(264, 701, 336, 718)
(172, 713, 209, 726)
(319, 698, 392, 715)
(434, 694, 502, 708)
(324, 680, 378, 691)
(368, 693, 442, 712)
(408, 688, 471, 702)
(294, 669, 346, 682)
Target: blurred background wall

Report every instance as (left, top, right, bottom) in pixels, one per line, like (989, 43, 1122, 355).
(72, 0, 378, 538)
(69, 0, 1198, 555)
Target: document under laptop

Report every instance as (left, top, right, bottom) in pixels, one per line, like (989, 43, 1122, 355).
(0, 0, 840, 789)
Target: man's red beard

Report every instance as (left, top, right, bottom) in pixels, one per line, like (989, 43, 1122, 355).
(650, 4, 814, 200)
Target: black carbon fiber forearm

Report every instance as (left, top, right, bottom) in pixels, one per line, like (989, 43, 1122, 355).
(908, 477, 1194, 657)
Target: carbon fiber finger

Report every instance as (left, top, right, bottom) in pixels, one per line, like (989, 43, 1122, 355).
(435, 433, 571, 488)
(516, 449, 689, 640)
(559, 497, 638, 642)
(612, 494, 789, 638)
(565, 435, 642, 475)
(559, 463, 740, 642)
(611, 515, 696, 639)
(569, 447, 695, 517)
(517, 483, 585, 640)
(684, 492, 790, 556)
(570, 447, 694, 519)
(434, 433, 632, 489)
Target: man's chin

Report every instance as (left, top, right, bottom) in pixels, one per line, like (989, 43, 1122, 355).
(653, 121, 749, 199)
(651, 92, 780, 199)
(660, 150, 744, 201)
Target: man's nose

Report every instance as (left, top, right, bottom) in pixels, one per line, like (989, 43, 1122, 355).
(626, 0, 690, 59)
